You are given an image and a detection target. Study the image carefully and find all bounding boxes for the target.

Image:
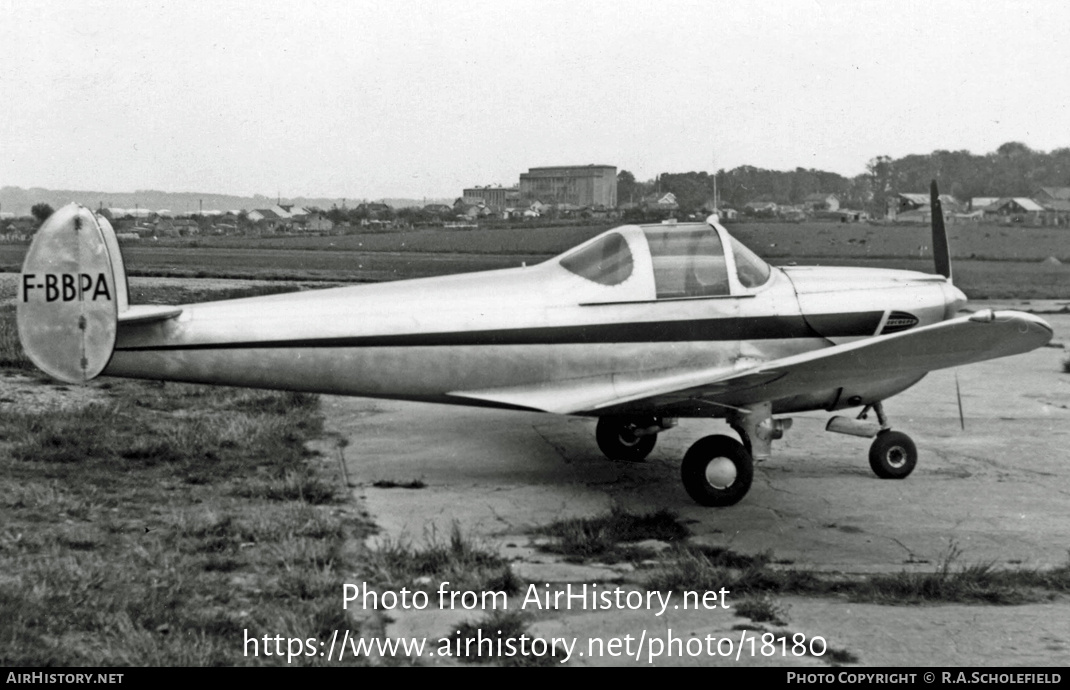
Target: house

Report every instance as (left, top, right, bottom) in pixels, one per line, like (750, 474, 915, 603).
(274, 204, 309, 221)
(744, 201, 778, 214)
(982, 197, 1045, 222)
(969, 197, 1000, 212)
(248, 208, 286, 231)
(642, 192, 679, 210)
(1034, 187, 1070, 203)
(1034, 199, 1070, 226)
(304, 213, 334, 232)
(803, 193, 840, 211)
(897, 192, 961, 211)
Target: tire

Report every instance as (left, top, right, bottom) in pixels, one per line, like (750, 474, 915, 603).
(729, 423, 752, 456)
(680, 435, 754, 507)
(595, 416, 657, 462)
(868, 430, 917, 479)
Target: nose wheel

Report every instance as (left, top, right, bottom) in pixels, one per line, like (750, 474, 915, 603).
(869, 430, 917, 479)
(828, 402, 919, 479)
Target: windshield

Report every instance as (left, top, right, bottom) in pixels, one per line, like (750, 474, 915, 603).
(729, 236, 772, 288)
(559, 232, 634, 286)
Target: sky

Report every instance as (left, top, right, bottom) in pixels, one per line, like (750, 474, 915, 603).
(2, 0, 1068, 200)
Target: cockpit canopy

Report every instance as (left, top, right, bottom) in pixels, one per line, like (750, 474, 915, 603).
(559, 220, 771, 300)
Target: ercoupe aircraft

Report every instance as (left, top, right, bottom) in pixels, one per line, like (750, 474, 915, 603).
(17, 183, 1052, 506)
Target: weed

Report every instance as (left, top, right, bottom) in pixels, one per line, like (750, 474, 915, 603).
(371, 479, 427, 489)
(734, 593, 790, 626)
(534, 507, 689, 563)
(363, 523, 521, 597)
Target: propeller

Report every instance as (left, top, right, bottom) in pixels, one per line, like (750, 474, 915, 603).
(930, 179, 952, 281)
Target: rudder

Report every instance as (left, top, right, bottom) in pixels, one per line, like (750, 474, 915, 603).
(16, 204, 125, 383)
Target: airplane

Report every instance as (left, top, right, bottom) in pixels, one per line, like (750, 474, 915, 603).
(16, 182, 1053, 507)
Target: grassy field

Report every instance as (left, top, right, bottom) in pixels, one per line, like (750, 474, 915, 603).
(68, 221, 1070, 263)
(0, 283, 556, 666)
(0, 285, 374, 665)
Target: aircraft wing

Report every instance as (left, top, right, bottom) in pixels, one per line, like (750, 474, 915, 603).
(448, 310, 1053, 415)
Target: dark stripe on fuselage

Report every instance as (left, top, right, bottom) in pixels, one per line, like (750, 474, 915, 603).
(115, 311, 884, 352)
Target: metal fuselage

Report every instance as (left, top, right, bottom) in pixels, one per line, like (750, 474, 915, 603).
(104, 221, 967, 417)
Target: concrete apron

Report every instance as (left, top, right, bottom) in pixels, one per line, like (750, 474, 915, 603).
(323, 307, 1070, 666)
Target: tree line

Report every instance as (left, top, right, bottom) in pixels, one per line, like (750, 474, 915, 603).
(620, 142, 1070, 216)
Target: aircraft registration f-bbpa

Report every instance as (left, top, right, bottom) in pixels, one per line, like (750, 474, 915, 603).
(17, 183, 1052, 506)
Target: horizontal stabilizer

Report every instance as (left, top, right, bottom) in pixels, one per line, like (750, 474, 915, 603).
(118, 305, 184, 324)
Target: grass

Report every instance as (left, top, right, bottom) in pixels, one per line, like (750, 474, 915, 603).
(0, 381, 370, 665)
(0, 284, 373, 666)
(644, 541, 1070, 606)
(533, 507, 689, 563)
(734, 593, 790, 626)
(0, 304, 34, 370)
(361, 523, 522, 597)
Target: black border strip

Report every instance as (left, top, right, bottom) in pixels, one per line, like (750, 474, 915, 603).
(116, 312, 884, 352)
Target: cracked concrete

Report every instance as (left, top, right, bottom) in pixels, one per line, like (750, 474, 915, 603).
(327, 306, 1070, 666)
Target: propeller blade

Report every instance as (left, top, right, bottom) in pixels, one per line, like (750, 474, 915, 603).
(930, 179, 952, 281)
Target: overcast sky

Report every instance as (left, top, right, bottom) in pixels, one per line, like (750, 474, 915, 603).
(2, 0, 1068, 199)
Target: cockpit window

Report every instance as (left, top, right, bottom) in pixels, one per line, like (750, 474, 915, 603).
(643, 228, 729, 298)
(728, 236, 772, 288)
(560, 232, 633, 286)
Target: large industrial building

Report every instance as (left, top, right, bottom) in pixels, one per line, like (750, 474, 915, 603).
(519, 165, 617, 208)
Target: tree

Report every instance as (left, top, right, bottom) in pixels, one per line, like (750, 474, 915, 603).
(617, 170, 638, 205)
(866, 156, 897, 217)
(31, 203, 55, 224)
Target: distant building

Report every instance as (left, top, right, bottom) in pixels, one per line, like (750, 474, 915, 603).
(519, 165, 617, 208)
(642, 192, 678, 210)
(248, 208, 285, 231)
(462, 185, 519, 211)
(983, 197, 1044, 222)
(893, 192, 961, 217)
(1034, 187, 1070, 203)
(803, 193, 840, 211)
(303, 213, 334, 232)
(970, 197, 1000, 212)
(423, 204, 453, 216)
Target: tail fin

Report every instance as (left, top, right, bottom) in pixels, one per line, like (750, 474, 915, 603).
(930, 179, 952, 281)
(16, 204, 127, 383)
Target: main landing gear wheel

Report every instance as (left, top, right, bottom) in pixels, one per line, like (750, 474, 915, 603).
(680, 435, 754, 507)
(868, 430, 917, 479)
(596, 416, 657, 462)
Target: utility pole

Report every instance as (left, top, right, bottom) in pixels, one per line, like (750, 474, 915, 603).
(712, 151, 718, 211)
